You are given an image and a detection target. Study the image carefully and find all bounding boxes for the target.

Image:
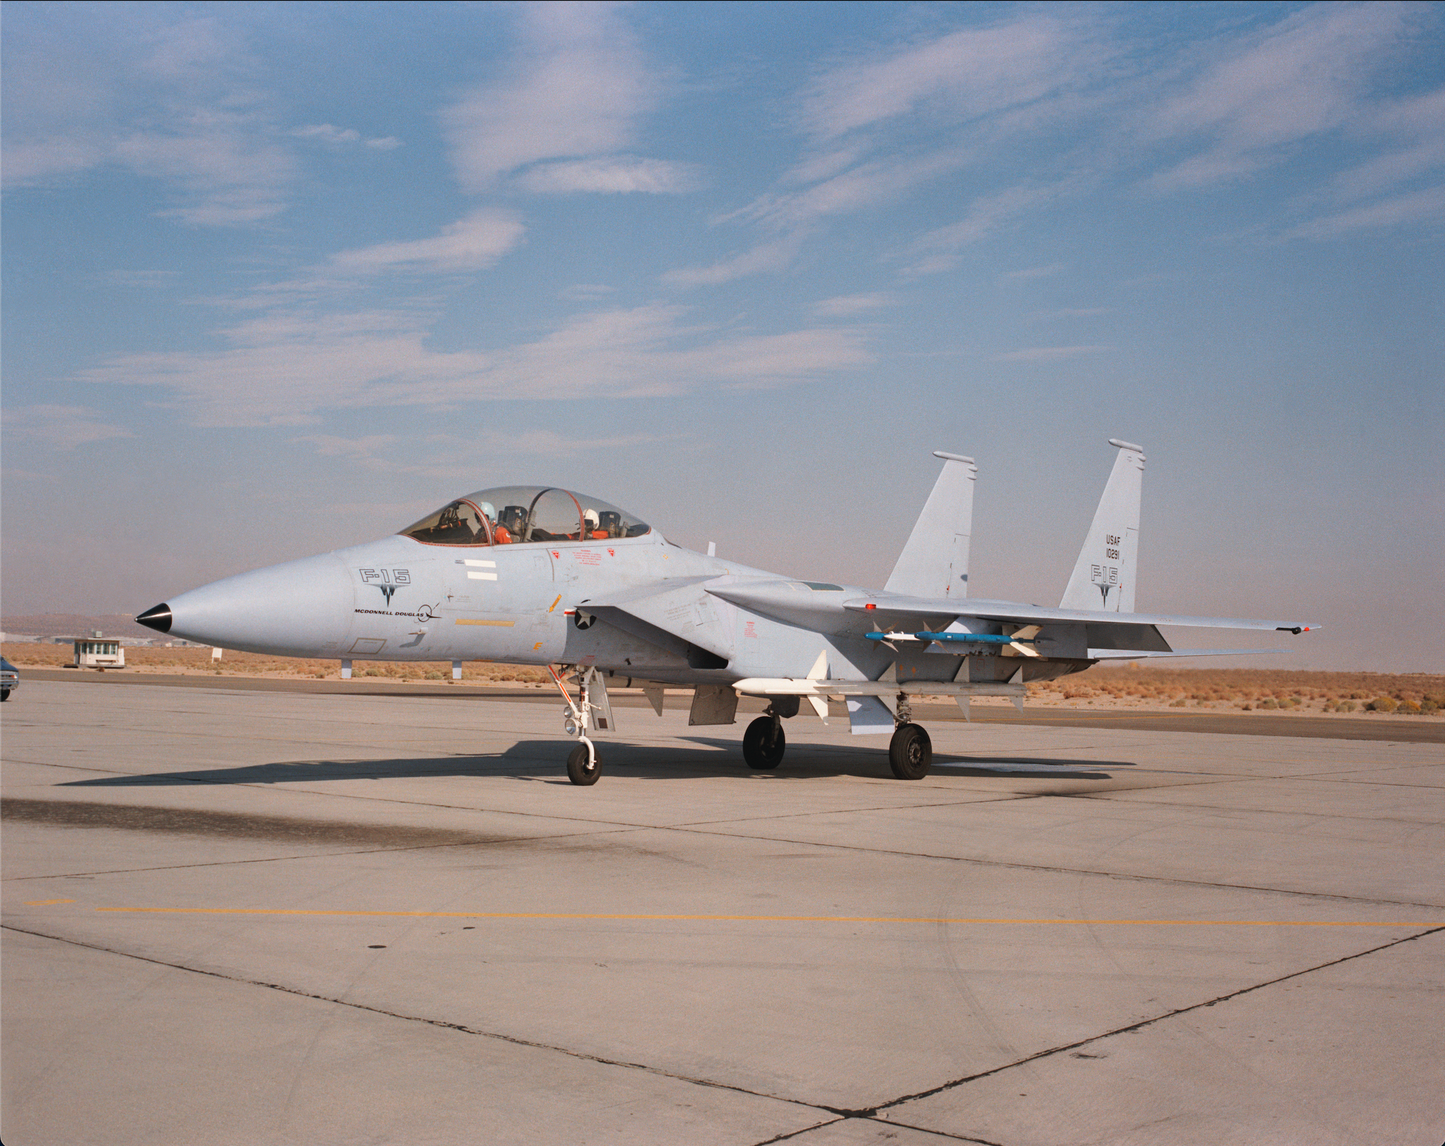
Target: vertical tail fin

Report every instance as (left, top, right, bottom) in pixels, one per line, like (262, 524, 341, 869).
(885, 451, 977, 599)
(1059, 440, 1144, 613)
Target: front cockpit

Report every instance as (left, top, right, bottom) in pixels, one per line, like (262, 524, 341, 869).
(400, 486, 651, 548)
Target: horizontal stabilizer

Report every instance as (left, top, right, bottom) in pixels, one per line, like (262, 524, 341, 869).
(1088, 647, 1288, 660)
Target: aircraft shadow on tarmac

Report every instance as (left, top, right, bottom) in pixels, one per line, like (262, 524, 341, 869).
(63, 740, 1127, 787)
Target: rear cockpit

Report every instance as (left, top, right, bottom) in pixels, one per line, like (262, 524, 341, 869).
(401, 486, 651, 548)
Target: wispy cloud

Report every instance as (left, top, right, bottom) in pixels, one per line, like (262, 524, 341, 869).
(993, 345, 1109, 363)
(442, 2, 688, 196)
(330, 209, 526, 274)
(2, 11, 297, 225)
(2, 11, 409, 226)
(290, 434, 399, 461)
(1004, 263, 1066, 280)
(1284, 184, 1445, 240)
(115, 112, 298, 225)
(1285, 84, 1445, 238)
(728, 147, 972, 234)
(799, 15, 1082, 139)
(96, 269, 182, 290)
(292, 429, 672, 481)
(3, 404, 133, 450)
(660, 10, 1103, 285)
(559, 284, 616, 301)
(662, 236, 806, 288)
(904, 184, 1067, 275)
(291, 124, 401, 150)
(661, 3, 1443, 291)
(515, 156, 702, 194)
(1143, 3, 1419, 191)
(811, 293, 896, 318)
(80, 303, 873, 427)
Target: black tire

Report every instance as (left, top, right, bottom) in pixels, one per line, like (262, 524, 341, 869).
(742, 716, 786, 770)
(889, 723, 932, 780)
(566, 742, 600, 785)
(0, 689, 9, 701)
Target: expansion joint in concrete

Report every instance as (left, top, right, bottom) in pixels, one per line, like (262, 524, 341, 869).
(1, 922, 839, 1122)
(867, 924, 1445, 1115)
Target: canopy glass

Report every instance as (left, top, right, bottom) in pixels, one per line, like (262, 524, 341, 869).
(401, 486, 650, 548)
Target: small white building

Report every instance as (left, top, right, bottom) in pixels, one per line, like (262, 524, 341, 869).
(73, 633, 125, 670)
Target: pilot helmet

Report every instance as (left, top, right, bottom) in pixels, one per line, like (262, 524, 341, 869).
(583, 508, 600, 530)
(477, 501, 496, 520)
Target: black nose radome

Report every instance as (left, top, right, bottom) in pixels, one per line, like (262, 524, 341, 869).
(136, 604, 173, 634)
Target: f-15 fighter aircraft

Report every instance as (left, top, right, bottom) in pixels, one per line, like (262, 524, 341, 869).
(137, 440, 1315, 785)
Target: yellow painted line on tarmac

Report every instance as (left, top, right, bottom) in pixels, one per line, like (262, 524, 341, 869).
(92, 908, 1441, 927)
(24, 899, 76, 907)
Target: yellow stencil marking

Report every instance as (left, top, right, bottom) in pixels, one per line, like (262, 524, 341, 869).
(25, 899, 76, 907)
(547, 595, 562, 613)
(93, 908, 1440, 927)
(533, 642, 544, 650)
(454, 619, 515, 627)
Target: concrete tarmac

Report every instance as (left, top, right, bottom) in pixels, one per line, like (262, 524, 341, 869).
(3, 678, 1442, 1145)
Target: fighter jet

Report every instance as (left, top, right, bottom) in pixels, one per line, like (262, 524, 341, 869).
(136, 440, 1315, 785)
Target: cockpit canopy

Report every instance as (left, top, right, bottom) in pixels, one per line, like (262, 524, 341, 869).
(401, 486, 651, 548)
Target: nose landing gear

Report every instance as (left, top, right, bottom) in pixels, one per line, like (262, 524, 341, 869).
(549, 665, 612, 785)
(566, 741, 600, 786)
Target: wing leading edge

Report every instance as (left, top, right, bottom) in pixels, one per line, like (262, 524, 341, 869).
(843, 596, 1317, 634)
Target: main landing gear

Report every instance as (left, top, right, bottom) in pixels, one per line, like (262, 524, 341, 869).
(886, 696, 932, 780)
(888, 722, 932, 780)
(742, 714, 786, 770)
(740, 695, 934, 780)
(742, 698, 796, 771)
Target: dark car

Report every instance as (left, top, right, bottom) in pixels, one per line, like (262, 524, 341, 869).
(1, 656, 18, 701)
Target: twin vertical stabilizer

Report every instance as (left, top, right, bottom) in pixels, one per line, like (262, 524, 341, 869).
(884, 451, 977, 599)
(1059, 439, 1144, 613)
(887, 440, 1145, 613)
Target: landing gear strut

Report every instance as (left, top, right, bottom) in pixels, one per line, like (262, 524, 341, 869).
(549, 665, 606, 785)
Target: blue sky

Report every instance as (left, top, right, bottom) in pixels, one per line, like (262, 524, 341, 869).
(3, 1, 1441, 671)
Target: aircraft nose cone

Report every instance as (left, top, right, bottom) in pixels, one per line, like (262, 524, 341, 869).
(135, 604, 173, 634)
(161, 552, 354, 656)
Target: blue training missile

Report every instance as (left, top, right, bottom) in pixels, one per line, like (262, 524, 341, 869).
(916, 630, 1038, 644)
(865, 631, 1037, 644)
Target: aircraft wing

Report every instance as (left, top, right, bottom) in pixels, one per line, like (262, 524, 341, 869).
(706, 582, 1316, 637)
(845, 596, 1318, 634)
(583, 578, 734, 665)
